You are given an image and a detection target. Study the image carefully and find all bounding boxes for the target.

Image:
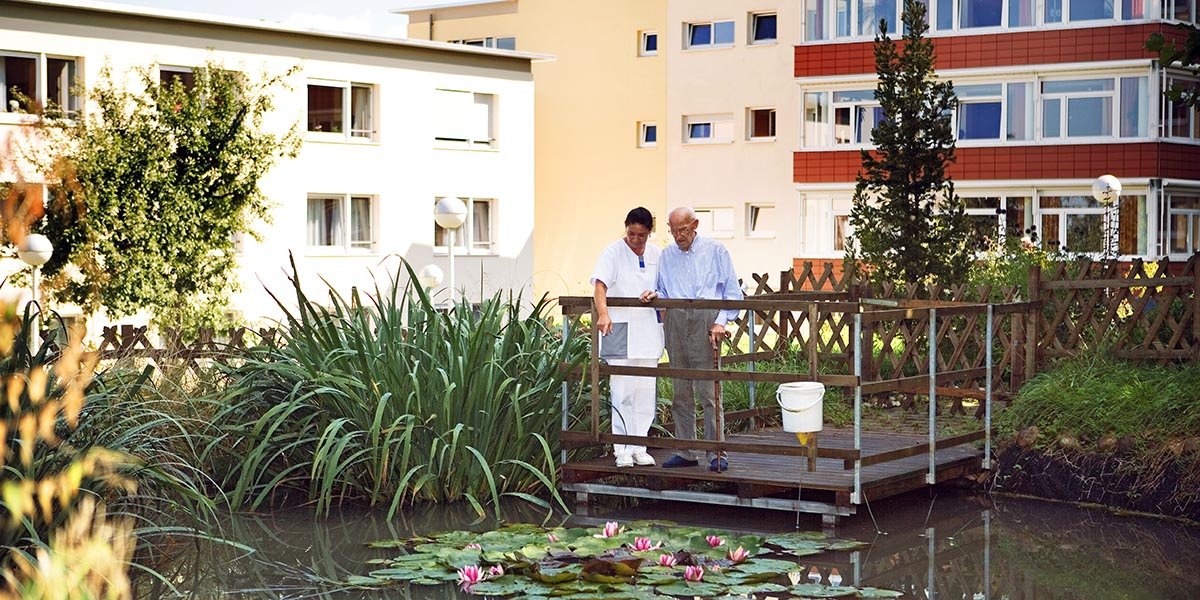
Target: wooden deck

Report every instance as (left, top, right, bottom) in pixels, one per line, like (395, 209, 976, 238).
(561, 428, 982, 523)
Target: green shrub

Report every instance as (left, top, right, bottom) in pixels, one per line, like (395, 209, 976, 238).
(207, 259, 588, 518)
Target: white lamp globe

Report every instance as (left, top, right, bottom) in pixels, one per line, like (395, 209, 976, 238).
(17, 233, 53, 267)
(1091, 174, 1122, 207)
(433, 197, 468, 229)
(417, 264, 444, 289)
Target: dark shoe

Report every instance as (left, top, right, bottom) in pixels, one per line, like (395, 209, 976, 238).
(709, 457, 729, 472)
(662, 455, 699, 468)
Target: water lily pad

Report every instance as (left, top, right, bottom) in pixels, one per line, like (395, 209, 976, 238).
(368, 566, 429, 581)
(434, 548, 484, 568)
(655, 581, 728, 597)
(730, 557, 801, 576)
(725, 582, 788, 595)
(790, 583, 861, 597)
(411, 578, 442, 585)
(469, 577, 554, 596)
(857, 587, 904, 598)
(343, 575, 381, 587)
(826, 540, 870, 551)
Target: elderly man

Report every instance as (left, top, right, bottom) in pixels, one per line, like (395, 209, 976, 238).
(640, 206, 742, 471)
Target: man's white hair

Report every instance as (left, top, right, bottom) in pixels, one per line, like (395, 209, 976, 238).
(669, 206, 697, 222)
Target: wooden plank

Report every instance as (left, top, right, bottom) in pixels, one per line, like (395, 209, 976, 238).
(1041, 276, 1194, 290)
(600, 364, 858, 386)
(859, 367, 987, 395)
(859, 430, 986, 467)
(559, 295, 863, 312)
(560, 430, 862, 460)
(721, 350, 780, 365)
(590, 302, 600, 441)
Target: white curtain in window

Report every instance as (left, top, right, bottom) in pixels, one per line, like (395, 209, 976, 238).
(350, 196, 372, 247)
(472, 200, 492, 249)
(351, 86, 372, 137)
(434, 89, 474, 141)
(470, 94, 493, 144)
(308, 197, 343, 246)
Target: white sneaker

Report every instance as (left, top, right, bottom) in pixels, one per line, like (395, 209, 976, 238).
(615, 453, 634, 468)
(632, 452, 656, 466)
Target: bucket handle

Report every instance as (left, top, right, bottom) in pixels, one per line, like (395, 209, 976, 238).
(776, 389, 823, 413)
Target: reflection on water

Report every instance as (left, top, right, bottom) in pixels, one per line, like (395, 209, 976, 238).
(162, 492, 1200, 599)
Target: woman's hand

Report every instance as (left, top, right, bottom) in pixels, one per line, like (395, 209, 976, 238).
(596, 312, 613, 336)
(639, 290, 658, 303)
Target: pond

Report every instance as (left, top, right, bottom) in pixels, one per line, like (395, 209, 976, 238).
(160, 491, 1200, 598)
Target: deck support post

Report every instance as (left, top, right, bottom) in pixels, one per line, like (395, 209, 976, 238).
(927, 308, 937, 485)
(821, 513, 839, 532)
(926, 526, 936, 598)
(984, 305, 994, 470)
(983, 509, 992, 600)
(748, 309, 757, 429)
(574, 491, 591, 515)
(561, 317, 570, 466)
(852, 312, 863, 505)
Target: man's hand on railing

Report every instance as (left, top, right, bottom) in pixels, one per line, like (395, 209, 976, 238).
(639, 290, 658, 303)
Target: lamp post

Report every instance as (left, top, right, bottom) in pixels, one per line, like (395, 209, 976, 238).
(433, 197, 467, 305)
(417, 264, 444, 304)
(1092, 174, 1122, 260)
(17, 233, 53, 353)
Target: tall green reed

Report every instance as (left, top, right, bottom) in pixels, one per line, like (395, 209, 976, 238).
(209, 258, 588, 518)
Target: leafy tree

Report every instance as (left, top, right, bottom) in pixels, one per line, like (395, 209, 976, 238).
(25, 61, 297, 330)
(1147, 26, 1200, 107)
(847, 0, 973, 287)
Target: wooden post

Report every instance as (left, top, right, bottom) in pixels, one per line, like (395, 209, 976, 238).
(808, 302, 819, 380)
(846, 283, 860, 373)
(1025, 264, 1041, 382)
(590, 301, 601, 442)
(1011, 312, 1025, 389)
(1193, 262, 1200, 364)
(779, 269, 791, 347)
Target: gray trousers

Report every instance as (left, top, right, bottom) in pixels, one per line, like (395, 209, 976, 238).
(664, 308, 720, 462)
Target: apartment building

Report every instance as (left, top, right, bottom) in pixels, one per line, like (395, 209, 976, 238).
(401, 0, 668, 299)
(794, 0, 1200, 262)
(0, 0, 541, 324)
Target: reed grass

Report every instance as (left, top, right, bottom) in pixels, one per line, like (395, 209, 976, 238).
(207, 258, 588, 518)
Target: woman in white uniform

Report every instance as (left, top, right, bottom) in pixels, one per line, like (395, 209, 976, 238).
(591, 207, 665, 468)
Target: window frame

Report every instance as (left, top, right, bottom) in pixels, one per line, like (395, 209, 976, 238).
(683, 113, 735, 145)
(433, 89, 497, 150)
(1035, 194, 1113, 255)
(832, 210, 853, 253)
(639, 31, 659, 56)
(746, 203, 777, 238)
(0, 51, 81, 119)
(306, 80, 376, 142)
(684, 19, 737, 50)
(747, 107, 778, 141)
(638, 121, 658, 148)
(433, 197, 497, 255)
(750, 12, 779, 45)
(1165, 192, 1200, 257)
(694, 206, 736, 239)
(1040, 77, 1117, 139)
(832, 89, 882, 147)
(305, 193, 379, 254)
(1166, 74, 1200, 141)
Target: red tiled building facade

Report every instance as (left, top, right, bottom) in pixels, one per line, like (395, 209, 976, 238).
(793, 3, 1200, 260)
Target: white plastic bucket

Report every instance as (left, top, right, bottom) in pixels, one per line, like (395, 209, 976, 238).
(777, 382, 824, 433)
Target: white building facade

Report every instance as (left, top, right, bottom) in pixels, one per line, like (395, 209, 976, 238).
(0, 0, 540, 326)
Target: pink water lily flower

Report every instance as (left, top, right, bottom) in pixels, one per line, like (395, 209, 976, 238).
(547, 533, 559, 543)
(632, 537, 661, 552)
(684, 565, 705, 582)
(657, 553, 677, 567)
(706, 535, 723, 548)
(727, 546, 750, 563)
(465, 543, 482, 550)
(594, 521, 622, 538)
(489, 564, 505, 577)
(457, 565, 487, 588)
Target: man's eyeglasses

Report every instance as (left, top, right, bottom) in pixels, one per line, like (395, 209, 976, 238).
(668, 225, 694, 236)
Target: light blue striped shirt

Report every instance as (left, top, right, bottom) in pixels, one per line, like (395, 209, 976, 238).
(655, 235, 743, 324)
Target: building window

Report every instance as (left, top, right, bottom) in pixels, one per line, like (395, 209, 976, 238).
(1037, 195, 1107, 253)
(1041, 78, 1117, 138)
(686, 20, 736, 49)
(1046, 0, 1113, 21)
(1166, 75, 1200, 139)
(1166, 194, 1200, 255)
(639, 121, 658, 148)
(746, 204, 776, 237)
(307, 194, 376, 251)
(695, 207, 735, 238)
(748, 108, 777, 140)
(684, 114, 734, 144)
(307, 82, 374, 140)
(962, 197, 1008, 250)
(450, 37, 516, 50)
(1, 53, 80, 116)
(834, 90, 882, 145)
(960, 0, 1004, 27)
(751, 13, 778, 44)
(1165, 0, 1194, 22)
(803, 92, 831, 146)
(957, 84, 1003, 140)
(640, 31, 659, 56)
(159, 66, 195, 90)
(858, 0, 899, 36)
(434, 197, 495, 253)
(434, 89, 496, 149)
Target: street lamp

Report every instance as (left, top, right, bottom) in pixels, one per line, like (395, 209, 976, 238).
(1092, 174, 1122, 260)
(433, 197, 467, 304)
(17, 233, 53, 353)
(417, 263, 444, 301)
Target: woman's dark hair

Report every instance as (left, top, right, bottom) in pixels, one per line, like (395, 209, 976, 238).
(625, 207, 654, 231)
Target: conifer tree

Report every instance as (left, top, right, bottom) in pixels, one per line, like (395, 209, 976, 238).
(848, 0, 973, 286)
